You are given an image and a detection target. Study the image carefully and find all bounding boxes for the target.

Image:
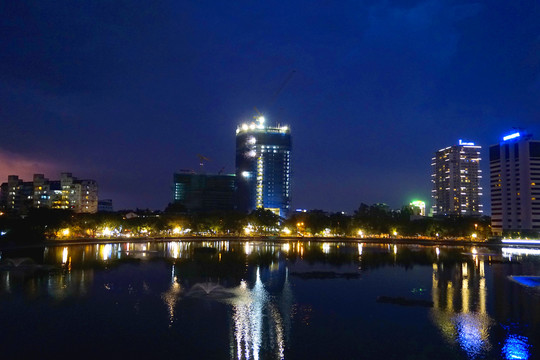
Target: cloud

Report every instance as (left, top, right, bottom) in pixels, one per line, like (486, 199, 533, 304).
(0, 148, 65, 181)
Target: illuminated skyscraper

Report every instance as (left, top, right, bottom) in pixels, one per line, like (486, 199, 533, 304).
(235, 116, 291, 218)
(431, 140, 483, 216)
(489, 131, 540, 235)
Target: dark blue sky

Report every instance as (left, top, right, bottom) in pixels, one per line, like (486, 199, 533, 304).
(1, 1, 539, 212)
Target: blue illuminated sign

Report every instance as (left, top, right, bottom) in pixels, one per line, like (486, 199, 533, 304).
(503, 132, 521, 141)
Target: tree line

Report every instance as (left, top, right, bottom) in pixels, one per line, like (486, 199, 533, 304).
(0, 203, 492, 243)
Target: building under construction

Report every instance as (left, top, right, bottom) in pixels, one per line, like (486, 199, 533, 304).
(173, 172, 235, 213)
(235, 115, 291, 218)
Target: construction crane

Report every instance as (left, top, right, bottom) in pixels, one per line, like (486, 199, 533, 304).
(269, 69, 296, 109)
(254, 69, 296, 122)
(197, 154, 211, 173)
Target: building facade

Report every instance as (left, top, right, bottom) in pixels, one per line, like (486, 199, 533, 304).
(98, 199, 114, 212)
(173, 172, 235, 213)
(0, 175, 34, 213)
(431, 140, 483, 216)
(235, 116, 291, 218)
(60, 173, 98, 213)
(0, 173, 98, 214)
(489, 132, 540, 235)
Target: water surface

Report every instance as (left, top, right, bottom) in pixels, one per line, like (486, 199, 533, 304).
(0, 240, 538, 359)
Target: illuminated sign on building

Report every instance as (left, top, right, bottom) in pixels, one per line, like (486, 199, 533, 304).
(503, 132, 520, 141)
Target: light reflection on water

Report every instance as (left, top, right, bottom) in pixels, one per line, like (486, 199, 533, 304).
(227, 266, 291, 360)
(431, 258, 492, 358)
(0, 241, 539, 359)
(502, 331, 530, 360)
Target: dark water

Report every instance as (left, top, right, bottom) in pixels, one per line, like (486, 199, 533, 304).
(0, 240, 538, 359)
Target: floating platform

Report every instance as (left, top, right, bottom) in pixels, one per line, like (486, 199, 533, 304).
(509, 276, 540, 288)
(376, 296, 434, 307)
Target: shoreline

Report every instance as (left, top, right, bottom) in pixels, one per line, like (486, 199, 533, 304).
(0, 236, 532, 250)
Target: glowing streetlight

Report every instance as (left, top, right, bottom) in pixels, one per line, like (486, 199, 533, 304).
(62, 228, 70, 237)
(173, 227, 181, 235)
(471, 233, 478, 239)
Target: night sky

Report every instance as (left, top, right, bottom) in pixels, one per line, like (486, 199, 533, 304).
(1, 1, 539, 213)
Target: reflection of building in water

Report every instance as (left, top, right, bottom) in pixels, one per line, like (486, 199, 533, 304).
(46, 269, 94, 300)
(431, 257, 492, 358)
(228, 264, 293, 360)
(494, 250, 540, 324)
(162, 265, 182, 327)
(492, 254, 540, 359)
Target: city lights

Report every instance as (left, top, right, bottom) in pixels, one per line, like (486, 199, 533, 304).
(102, 227, 112, 237)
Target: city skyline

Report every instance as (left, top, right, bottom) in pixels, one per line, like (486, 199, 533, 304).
(1, 1, 539, 212)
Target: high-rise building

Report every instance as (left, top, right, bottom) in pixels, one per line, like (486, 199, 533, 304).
(431, 140, 483, 216)
(235, 115, 291, 218)
(489, 131, 540, 235)
(173, 172, 235, 213)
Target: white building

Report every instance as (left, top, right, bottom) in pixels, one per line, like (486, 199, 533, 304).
(60, 173, 98, 213)
(431, 140, 483, 216)
(490, 132, 540, 235)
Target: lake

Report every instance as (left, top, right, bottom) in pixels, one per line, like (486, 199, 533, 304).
(0, 240, 538, 359)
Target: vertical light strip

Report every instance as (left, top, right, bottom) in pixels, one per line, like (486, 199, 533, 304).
(256, 155, 264, 208)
